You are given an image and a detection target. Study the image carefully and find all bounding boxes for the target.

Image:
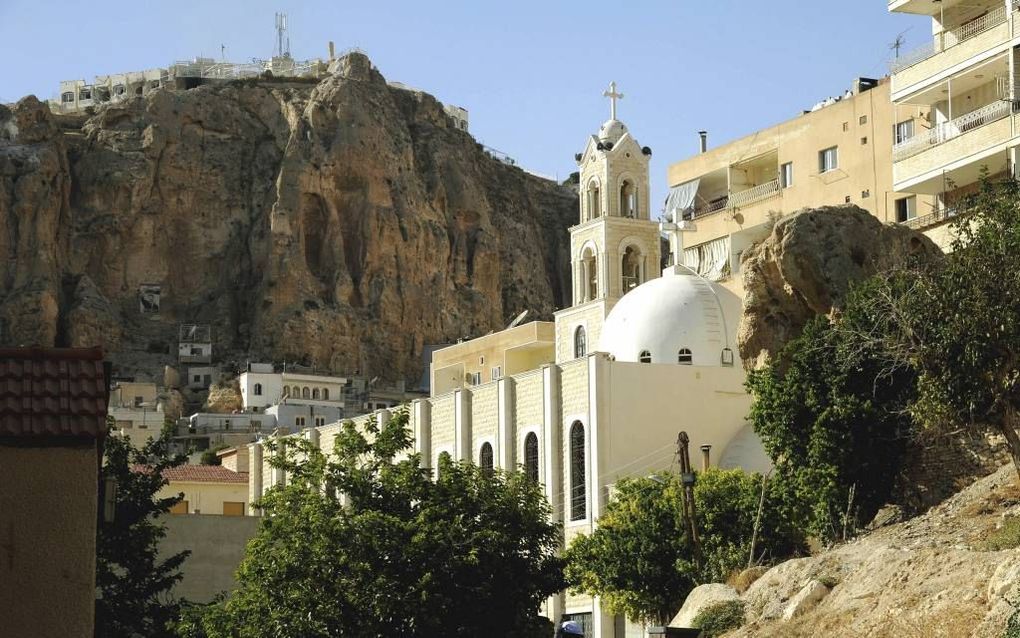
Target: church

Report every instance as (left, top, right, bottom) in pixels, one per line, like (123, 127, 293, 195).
(247, 84, 770, 637)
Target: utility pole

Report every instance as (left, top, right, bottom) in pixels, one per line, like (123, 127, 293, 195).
(676, 431, 702, 567)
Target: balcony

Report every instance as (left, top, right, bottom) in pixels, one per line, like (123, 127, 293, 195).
(690, 179, 781, 219)
(891, 5, 1012, 97)
(893, 102, 1016, 190)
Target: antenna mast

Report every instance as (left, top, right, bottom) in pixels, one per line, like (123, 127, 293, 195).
(275, 13, 290, 58)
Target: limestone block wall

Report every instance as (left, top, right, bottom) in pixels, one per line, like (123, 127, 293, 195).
(430, 393, 456, 464)
(470, 382, 498, 460)
(555, 301, 606, 364)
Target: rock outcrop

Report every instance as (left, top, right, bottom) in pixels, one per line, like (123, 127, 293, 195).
(727, 463, 1020, 637)
(0, 53, 576, 382)
(738, 205, 942, 368)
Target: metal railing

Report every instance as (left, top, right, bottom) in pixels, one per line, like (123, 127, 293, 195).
(892, 99, 1012, 161)
(691, 198, 728, 219)
(890, 5, 1009, 73)
(728, 178, 781, 208)
(900, 205, 964, 230)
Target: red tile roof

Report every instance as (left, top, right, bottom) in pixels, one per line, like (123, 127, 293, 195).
(158, 465, 249, 484)
(0, 347, 109, 438)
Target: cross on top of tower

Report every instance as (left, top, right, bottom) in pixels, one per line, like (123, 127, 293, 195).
(603, 81, 623, 121)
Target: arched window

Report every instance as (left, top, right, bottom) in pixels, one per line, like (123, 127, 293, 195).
(253, 383, 263, 396)
(574, 326, 587, 359)
(622, 245, 642, 292)
(570, 422, 586, 521)
(302, 387, 310, 399)
(61, 91, 74, 103)
(322, 388, 330, 400)
(292, 386, 300, 398)
(479, 442, 494, 473)
(312, 388, 321, 399)
(678, 348, 693, 365)
(581, 246, 598, 302)
(639, 350, 652, 364)
(620, 180, 637, 218)
(524, 432, 539, 483)
(587, 180, 602, 220)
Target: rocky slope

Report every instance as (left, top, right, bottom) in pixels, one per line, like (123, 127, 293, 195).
(705, 463, 1020, 637)
(738, 205, 942, 368)
(0, 53, 577, 381)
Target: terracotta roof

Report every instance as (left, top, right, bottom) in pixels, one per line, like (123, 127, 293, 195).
(0, 347, 109, 438)
(159, 465, 249, 484)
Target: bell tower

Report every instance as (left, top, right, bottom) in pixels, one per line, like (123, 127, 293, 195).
(554, 82, 663, 363)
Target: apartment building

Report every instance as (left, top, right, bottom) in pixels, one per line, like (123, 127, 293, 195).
(666, 78, 933, 295)
(889, 0, 1020, 248)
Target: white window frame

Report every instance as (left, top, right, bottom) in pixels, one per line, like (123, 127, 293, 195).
(896, 196, 917, 222)
(818, 146, 839, 173)
(780, 162, 793, 189)
(894, 120, 915, 145)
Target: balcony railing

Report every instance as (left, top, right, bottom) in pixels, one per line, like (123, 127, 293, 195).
(892, 99, 1013, 161)
(900, 205, 965, 230)
(729, 178, 781, 208)
(689, 178, 782, 220)
(890, 5, 1009, 73)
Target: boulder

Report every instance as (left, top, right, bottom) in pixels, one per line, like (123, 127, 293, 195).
(670, 583, 740, 628)
(781, 580, 830, 620)
(738, 205, 942, 368)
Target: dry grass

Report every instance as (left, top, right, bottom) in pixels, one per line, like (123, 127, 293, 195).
(727, 566, 769, 594)
(742, 606, 984, 638)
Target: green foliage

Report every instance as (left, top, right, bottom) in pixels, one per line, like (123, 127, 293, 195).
(564, 469, 803, 625)
(199, 444, 229, 466)
(1004, 599, 1020, 638)
(691, 600, 745, 638)
(747, 307, 916, 542)
(96, 422, 190, 638)
(978, 517, 1020, 551)
(196, 410, 563, 637)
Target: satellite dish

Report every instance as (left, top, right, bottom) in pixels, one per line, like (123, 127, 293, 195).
(506, 310, 529, 330)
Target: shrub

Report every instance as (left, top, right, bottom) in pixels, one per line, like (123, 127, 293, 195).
(979, 517, 1020, 551)
(692, 600, 745, 638)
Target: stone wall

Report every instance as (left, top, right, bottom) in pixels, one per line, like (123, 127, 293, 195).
(160, 513, 260, 603)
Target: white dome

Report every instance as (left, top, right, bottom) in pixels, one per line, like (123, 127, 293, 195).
(598, 118, 628, 144)
(598, 268, 736, 366)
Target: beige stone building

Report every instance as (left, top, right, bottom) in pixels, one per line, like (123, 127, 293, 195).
(888, 0, 1020, 248)
(160, 463, 249, 516)
(248, 87, 769, 637)
(666, 78, 934, 295)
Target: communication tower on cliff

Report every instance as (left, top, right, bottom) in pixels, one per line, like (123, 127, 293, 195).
(274, 13, 291, 58)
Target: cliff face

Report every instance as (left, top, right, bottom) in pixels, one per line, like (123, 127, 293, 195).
(0, 53, 576, 381)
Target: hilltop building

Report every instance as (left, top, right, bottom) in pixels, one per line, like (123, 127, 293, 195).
(247, 84, 769, 637)
(887, 0, 1020, 248)
(665, 77, 935, 295)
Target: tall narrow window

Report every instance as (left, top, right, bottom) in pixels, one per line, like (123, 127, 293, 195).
(678, 348, 693, 365)
(524, 433, 539, 483)
(621, 245, 641, 292)
(574, 326, 587, 359)
(479, 442, 494, 473)
(570, 422, 586, 521)
(254, 383, 263, 396)
(639, 350, 652, 364)
(818, 146, 839, 173)
(322, 388, 329, 400)
(312, 388, 321, 399)
(587, 180, 602, 220)
(581, 247, 598, 301)
(620, 180, 636, 217)
(302, 387, 310, 399)
(896, 196, 917, 222)
(780, 162, 793, 189)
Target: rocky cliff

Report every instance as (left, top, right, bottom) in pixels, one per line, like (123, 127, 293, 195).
(0, 53, 577, 381)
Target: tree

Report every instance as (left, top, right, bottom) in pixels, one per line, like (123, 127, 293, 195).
(747, 306, 916, 542)
(96, 422, 190, 638)
(198, 410, 564, 637)
(564, 469, 803, 626)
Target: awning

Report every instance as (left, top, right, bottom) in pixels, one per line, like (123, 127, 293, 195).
(663, 179, 700, 221)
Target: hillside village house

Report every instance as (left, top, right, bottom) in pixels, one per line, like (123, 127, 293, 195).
(0, 347, 109, 638)
(887, 0, 1020, 249)
(108, 380, 167, 448)
(158, 463, 249, 516)
(665, 77, 936, 298)
(248, 86, 771, 638)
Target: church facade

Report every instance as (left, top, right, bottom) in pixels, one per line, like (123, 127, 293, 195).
(248, 85, 769, 637)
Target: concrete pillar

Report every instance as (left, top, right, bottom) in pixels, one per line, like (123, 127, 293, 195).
(272, 439, 286, 488)
(249, 442, 263, 516)
(542, 363, 564, 626)
(592, 597, 616, 638)
(307, 427, 320, 449)
(454, 389, 471, 462)
(376, 408, 392, 432)
(541, 364, 563, 519)
(413, 399, 432, 470)
(497, 377, 515, 470)
(587, 354, 607, 520)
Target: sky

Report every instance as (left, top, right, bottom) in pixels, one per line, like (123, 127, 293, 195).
(0, 0, 924, 211)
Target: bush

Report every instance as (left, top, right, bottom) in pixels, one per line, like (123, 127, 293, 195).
(979, 517, 1020, 551)
(692, 600, 745, 638)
